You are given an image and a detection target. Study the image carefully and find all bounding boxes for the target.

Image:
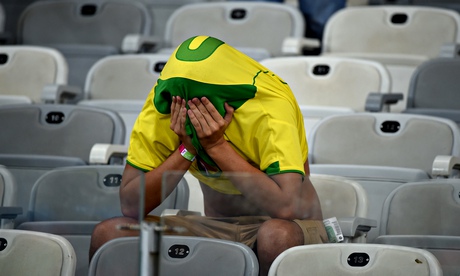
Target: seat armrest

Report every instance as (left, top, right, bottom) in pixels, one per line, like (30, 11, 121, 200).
(41, 84, 83, 104)
(365, 92, 404, 112)
(281, 37, 321, 55)
(89, 143, 128, 164)
(431, 155, 460, 178)
(337, 217, 377, 243)
(122, 34, 164, 53)
(0, 207, 23, 219)
(160, 209, 202, 217)
(0, 207, 23, 229)
(439, 43, 460, 58)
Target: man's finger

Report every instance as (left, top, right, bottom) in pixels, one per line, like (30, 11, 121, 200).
(200, 97, 224, 122)
(223, 102, 234, 123)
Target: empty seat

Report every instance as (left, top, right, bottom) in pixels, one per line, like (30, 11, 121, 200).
(18, 165, 189, 276)
(375, 180, 460, 276)
(0, 46, 70, 104)
(321, 5, 460, 111)
(116, 0, 212, 41)
(17, 0, 153, 88)
(78, 53, 170, 144)
(403, 57, 460, 125)
(268, 243, 442, 275)
(0, 229, 77, 276)
(309, 112, 460, 241)
(0, 104, 125, 162)
(89, 235, 259, 276)
(160, 1, 310, 60)
(0, 104, 125, 226)
(260, 56, 391, 136)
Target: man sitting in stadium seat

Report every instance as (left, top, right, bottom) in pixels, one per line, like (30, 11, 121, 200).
(89, 35, 327, 276)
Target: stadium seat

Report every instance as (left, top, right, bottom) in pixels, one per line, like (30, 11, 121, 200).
(0, 229, 77, 276)
(116, 0, 213, 42)
(310, 174, 376, 243)
(17, 165, 189, 276)
(268, 243, 442, 276)
(321, 5, 460, 111)
(0, 45, 80, 104)
(375, 180, 460, 276)
(308, 112, 460, 241)
(0, 104, 125, 226)
(403, 57, 460, 126)
(159, 1, 318, 60)
(89, 235, 259, 276)
(17, 0, 153, 88)
(260, 56, 392, 137)
(78, 53, 170, 144)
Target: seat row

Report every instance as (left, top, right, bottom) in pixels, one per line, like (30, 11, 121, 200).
(0, 163, 458, 275)
(1, 106, 460, 274)
(2, 1, 460, 90)
(2, 44, 460, 145)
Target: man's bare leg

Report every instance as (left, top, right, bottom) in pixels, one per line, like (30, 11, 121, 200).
(256, 219, 304, 276)
(89, 216, 140, 262)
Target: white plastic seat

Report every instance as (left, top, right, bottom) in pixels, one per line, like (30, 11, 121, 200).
(309, 112, 460, 241)
(0, 46, 75, 104)
(0, 229, 76, 276)
(321, 5, 460, 111)
(268, 243, 442, 276)
(160, 1, 314, 60)
(78, 53, 170, 144)
(260, 56, 391, 137)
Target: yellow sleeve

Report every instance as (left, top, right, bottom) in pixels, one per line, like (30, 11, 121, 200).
(126, 87, 179, 172)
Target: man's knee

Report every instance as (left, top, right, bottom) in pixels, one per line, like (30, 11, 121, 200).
(90, 216, 139, 262)
(257, 219, 304, 248)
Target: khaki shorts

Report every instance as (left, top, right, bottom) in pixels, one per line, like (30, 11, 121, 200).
(145, 215, 328, 248)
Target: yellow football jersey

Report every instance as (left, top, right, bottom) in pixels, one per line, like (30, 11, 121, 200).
(127, 36, 307, 195)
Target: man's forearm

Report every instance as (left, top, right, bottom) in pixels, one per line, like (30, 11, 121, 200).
(120, 148, 194, 218)
(205, 141, 313, 219)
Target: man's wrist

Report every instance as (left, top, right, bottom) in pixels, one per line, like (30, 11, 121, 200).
(179, 144, 196, 162)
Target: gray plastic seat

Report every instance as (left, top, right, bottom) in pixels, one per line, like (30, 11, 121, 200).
(17, 0, 152, 88)
(0, 104, 125, 227)
(375, 180, 460, 276)
(18, 165, 189, 276)
(403, 57, 460, 126)
(89, 235, 258, 276)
